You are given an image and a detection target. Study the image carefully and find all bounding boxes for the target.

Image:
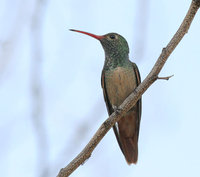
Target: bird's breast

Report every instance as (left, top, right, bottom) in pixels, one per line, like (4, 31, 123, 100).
(105, 66, 137, 107)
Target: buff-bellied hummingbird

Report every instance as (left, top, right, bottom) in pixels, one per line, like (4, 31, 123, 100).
(70, 29, 142, 164)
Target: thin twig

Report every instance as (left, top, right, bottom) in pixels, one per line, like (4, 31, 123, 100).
(57, 1, 200, 176)
(157, 75, 174, 80)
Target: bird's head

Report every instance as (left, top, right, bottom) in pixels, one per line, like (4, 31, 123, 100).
(70, 29, 129, 59)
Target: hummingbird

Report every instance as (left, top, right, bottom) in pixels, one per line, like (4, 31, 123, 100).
(70, 29, 142, 164)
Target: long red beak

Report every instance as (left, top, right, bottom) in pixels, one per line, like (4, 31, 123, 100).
(69, 29, 104, 40)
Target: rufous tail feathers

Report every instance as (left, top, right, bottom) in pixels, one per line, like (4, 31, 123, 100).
(118, 111, 139, 164)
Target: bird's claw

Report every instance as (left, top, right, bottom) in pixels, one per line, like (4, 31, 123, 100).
(113, 105, 121, 114)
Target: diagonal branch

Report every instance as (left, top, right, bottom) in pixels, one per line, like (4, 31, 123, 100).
(57, 1, 200, 176)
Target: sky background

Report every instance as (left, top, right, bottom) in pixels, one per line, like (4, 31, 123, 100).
(0, 0, 200, 177)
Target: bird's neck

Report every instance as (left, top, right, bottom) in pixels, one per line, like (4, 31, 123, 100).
(103, 54, 130, 70)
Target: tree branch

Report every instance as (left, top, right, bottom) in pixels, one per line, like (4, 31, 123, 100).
(57, 1, 200, 176)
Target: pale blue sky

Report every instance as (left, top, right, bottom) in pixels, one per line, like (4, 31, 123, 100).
(0, 0, 200, 177)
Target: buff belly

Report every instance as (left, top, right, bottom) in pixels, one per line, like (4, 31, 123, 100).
(104, 66, 137, 108)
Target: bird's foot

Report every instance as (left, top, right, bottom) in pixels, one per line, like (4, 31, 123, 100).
(112, 105, 121, 114)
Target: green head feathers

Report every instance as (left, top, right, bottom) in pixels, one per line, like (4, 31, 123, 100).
(100, 33, 129, 60)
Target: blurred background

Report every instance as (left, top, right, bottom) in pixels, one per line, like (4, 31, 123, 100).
(0, 0, 200, 177)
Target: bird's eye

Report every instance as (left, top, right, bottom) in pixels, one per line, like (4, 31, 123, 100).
(109, 34, 116, 39)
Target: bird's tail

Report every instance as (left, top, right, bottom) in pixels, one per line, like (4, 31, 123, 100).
(117, 111, 139, 164)
(119, 133, 138, 164)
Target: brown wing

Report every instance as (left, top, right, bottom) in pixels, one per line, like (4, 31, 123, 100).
(101, 70, 113, 115)
(131, 62, 142, 140)
(101, 70, 125, 154)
